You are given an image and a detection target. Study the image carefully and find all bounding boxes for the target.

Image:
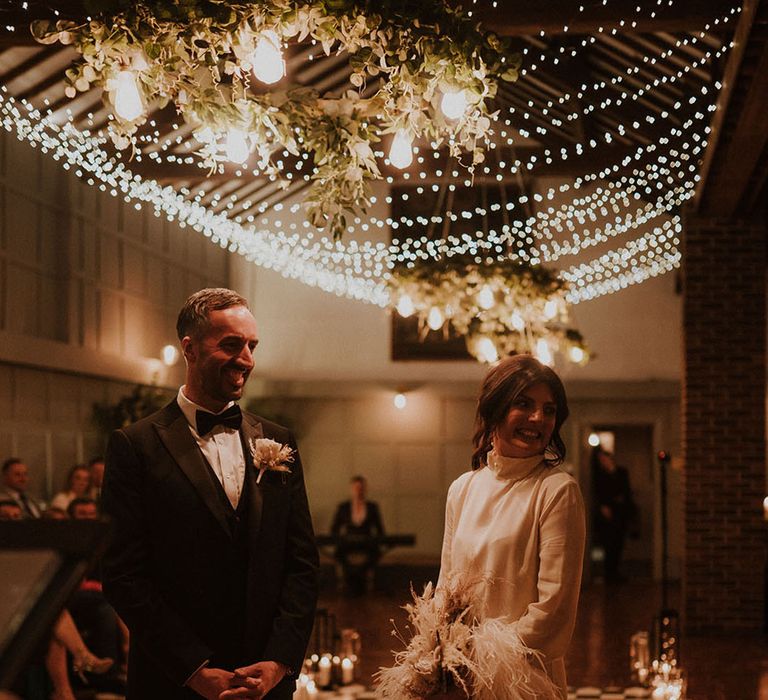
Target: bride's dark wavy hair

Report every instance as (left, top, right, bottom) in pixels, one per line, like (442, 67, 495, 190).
(471, 354, 570, 470)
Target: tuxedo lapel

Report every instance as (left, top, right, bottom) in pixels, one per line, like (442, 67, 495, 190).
(240, 412, 264, 538)
(154, 403, 233, 537)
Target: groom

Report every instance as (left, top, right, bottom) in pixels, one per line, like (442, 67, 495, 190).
(102, 288, 319, 700)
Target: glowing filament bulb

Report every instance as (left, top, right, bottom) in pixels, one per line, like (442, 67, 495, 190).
(535, 338, 553, 365)
(569, 346, 585, 363)
(477, 284, 495, 309)
(396, 294, 415, 317)
(113, 70, 144, 122)
(544, 300, 559, 319)
(427, 307, 444, 331)
(440, 90, 468, 120)
(389, 130, 413, 169)
(588, 432, 601, 447)
(225, 128, 250, 164)
(161, 344, 179, 366)
(252, 30, 285, 84)
(394, 393, 407, 410)
(476, 337, 499, 363)
(511, 311, 525, 331)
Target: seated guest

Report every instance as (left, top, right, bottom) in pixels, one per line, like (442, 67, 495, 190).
(0, 499, 22, 520)
(66, 496, 128, 695)
(42, 507, 68, 520)
(50, 464, 92, 512)
(331, 475, 385, 594)
(1, 458, 43, 518)
(67, 496, 99, 520)
(88, 457, 105, 502)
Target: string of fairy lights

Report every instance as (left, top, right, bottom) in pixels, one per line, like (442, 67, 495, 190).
(0, 0, 736, 315)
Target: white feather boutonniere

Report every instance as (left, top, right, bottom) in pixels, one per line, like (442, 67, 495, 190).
(249, 437, 294, 484)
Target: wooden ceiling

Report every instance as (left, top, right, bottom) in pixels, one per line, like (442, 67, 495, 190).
(0, 0, 764, 226)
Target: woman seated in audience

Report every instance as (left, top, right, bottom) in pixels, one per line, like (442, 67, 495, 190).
(49, 465, 92, 512)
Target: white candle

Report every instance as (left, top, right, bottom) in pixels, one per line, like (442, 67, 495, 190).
(316, 656, 332, 687)
(341, 657, 354, 684)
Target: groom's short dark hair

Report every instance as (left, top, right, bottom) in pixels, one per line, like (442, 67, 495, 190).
(176, 288, 249, 340)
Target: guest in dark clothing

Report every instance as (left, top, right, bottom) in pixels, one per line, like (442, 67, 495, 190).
(331, 475, 384, 594)
(591, 446, 636, 583)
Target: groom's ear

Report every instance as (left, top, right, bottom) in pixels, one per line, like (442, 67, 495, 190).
(181, 336, 196, 362)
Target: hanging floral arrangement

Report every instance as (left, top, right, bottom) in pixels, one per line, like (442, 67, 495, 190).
(31, 0, 521, 238)
(389, 256, 591, 365)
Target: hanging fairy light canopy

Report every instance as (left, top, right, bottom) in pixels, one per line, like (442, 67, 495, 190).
(389, 258, 590, 365)
(32, 0, 521, 238)
(0, 0, 736, 368)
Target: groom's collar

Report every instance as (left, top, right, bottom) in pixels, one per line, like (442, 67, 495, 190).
(176, 386, 236, 433)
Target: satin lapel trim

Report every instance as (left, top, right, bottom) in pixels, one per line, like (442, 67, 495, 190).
(155, 412, 233, 538)
(240, 413, 264, 537)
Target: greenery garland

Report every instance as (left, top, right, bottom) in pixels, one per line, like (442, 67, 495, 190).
(32, 0, 521, 238)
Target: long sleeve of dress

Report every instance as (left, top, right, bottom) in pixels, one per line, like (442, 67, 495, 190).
(513, 480, 585, 660)
(437, 477, 461, 589)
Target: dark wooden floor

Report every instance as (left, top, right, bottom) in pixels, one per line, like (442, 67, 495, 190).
(316, 576, 768, 700)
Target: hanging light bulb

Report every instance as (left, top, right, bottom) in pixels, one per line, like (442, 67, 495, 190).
(535, 338, 554, 365)
(477, 284, 495, 310)
(475, 337, 499, 364)
(544, 299, 559, 320)
(389, 130, 413, 169)
(427, 307, 444, 331)
(588, 432, 601, 447)
(225, 128, 250, 164)
(251, 29, 285, 84)
(113, 70, 144, 122)
(569, 346, 585, 364)
(393, 393, 407, 410)
(440, 89, 468, 120)
(510, 311, 525, 331)
(161, 344, 179, 366)
(396, 294, 415, 317)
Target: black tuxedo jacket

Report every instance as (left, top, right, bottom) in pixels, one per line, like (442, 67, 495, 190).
(101, 400, 319, 700)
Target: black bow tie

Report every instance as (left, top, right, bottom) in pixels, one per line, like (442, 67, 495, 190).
(196, 405, 242, 436)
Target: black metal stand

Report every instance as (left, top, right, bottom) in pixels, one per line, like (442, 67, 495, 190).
(654, 450, 680, 664)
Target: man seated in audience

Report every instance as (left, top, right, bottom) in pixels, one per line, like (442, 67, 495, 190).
(0, 499, 22, 520)
(88, 456, 105, 502)
(67, 496, 99, 520)
(1, 458, 43, 518)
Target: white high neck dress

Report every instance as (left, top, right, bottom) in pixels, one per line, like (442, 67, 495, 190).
(438, 451, 586, 699)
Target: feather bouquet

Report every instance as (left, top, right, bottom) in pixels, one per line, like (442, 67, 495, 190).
(376, 575, 560, 700)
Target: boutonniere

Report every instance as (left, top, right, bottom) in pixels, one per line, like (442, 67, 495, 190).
(249, 437, 294, 484)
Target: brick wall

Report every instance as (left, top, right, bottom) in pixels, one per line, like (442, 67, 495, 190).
(682, 214, 766, 633)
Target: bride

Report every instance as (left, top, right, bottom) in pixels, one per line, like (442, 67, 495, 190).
(436, 354, 585, 699)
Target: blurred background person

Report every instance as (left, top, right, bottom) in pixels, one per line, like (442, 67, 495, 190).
(88, 456, 105, 502)
(0, 499, 22, 520)
(591, 445, 637, 583)
(50, 464, 92, 512)
(1, 458, 43, 518)
(331, 475, 385, 595)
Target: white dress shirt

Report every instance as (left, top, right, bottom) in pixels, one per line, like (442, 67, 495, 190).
(438, 452, 586, 698)
(177, 387, 245, 509)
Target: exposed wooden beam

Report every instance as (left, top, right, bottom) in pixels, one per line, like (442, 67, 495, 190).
(471, 0, 736, 36)
(693, 0, 765, 216)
